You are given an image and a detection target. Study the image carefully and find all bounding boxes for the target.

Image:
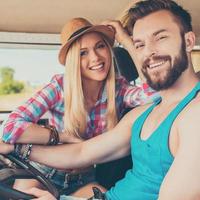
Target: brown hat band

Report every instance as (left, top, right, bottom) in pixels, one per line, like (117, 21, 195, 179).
(68, 26, 92, 40)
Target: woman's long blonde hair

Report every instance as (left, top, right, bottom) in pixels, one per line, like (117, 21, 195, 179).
(64, 35, 117, 138)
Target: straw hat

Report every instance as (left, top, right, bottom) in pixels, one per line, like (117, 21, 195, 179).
(59, 18, 115, 65)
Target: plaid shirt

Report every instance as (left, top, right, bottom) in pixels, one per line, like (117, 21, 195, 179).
(1, 74, 159, 143)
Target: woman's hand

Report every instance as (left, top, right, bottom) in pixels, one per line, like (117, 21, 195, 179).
(25, 187, 56, 200)
(102, 20, 132, 47)
(102, 20, 145, 80)
(0, 139, 14, 154)
(59, 132, 84, 144)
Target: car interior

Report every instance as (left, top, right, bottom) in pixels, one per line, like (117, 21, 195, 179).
(0, 0, 200, 199)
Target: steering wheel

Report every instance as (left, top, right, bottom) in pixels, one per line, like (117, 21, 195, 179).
(0, 153, 60, 200)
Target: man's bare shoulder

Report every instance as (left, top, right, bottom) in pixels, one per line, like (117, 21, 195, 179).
(159, 95, 200, 200)
(179, 93, 200, 120)
(122, 103, 153, 124)
(177, 93, 200, 138)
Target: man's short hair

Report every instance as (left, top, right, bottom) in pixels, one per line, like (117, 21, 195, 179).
(124, 0, 192, 35)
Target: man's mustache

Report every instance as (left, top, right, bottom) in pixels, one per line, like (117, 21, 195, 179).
(142, 55, 171, 70)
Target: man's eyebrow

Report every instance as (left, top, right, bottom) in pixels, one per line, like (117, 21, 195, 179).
(133, 29, 169, 43)
(132, 38, 142, 44)
(153, 29, 168, 36)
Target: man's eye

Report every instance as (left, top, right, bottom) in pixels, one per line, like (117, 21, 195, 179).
(135, 44, 144, 49)
(80, 51, 87, 56)
(157, 35, 167, 41)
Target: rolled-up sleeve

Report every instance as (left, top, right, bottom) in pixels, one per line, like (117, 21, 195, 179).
(1, 75, 62, 144)
(117, 76, 160, 108)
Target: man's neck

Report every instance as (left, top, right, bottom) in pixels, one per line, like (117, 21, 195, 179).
(159, 68, 199, 104)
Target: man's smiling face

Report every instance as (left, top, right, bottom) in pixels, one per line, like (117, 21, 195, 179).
(132, 10, 188, 91)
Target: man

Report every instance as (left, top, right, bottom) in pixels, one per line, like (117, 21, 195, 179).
(1, 0, 200, 199)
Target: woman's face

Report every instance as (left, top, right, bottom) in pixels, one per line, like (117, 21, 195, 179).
(79, 32, 112, 83)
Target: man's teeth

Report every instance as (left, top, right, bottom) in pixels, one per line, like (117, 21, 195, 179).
(149, 61, 165, 68)
(91, 64, 103, 70)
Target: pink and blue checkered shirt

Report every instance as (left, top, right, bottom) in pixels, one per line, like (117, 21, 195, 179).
(1, 74, 159, 143)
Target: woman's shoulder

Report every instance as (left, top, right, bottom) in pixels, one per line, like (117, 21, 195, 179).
(50, 74, 64, 88)
(115, 74, 127, 81)
(115, 75, 130, 86)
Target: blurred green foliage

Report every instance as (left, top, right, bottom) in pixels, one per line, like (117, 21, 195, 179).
(0, 67, 24, 95)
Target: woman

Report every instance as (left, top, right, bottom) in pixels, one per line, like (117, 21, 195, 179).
(1, 18, 157, 194)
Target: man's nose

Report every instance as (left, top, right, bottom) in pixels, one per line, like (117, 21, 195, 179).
(143, 41, 157, 59)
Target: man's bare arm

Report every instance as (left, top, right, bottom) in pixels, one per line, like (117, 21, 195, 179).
(29, 109, 138, 170)
(158, 103, 200, 200)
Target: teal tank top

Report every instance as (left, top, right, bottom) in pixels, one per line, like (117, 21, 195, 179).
(106, 82, 200, 200)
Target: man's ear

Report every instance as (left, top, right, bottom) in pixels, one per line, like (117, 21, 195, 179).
(185, 31, 196, 52)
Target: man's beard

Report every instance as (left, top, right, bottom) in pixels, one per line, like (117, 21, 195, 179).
(141, 39, 188, 91)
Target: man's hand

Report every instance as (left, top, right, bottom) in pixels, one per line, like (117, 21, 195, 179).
(25, 187, 56, 200)
(0, 139, 14, 154)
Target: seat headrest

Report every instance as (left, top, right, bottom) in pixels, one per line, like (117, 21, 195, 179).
(113, 47, 138, 82)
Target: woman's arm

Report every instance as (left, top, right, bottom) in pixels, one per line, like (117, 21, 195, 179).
(1, 75, 62, 144)
(0, 110, 133, 169)
(102, 20, 144, 80)
(1, 105, 147, 171)
(116, 76, 160, 109)
(25, 108, 137, 170)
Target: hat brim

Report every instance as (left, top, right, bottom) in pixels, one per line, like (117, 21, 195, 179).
(58, 25, 115, 65)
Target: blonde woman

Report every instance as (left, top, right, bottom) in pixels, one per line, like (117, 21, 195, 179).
(1, 18, 157, 194)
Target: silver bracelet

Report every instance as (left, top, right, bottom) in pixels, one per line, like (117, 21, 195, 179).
(21, 144, 33, 161)
(14, 144, 23, 157)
